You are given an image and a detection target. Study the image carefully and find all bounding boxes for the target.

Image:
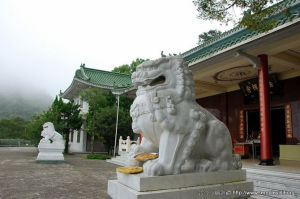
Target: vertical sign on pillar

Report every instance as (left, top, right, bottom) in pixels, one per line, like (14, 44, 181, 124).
(239, 110, 245, 140)
(285, 104, 293, 142)
(258, 54, 273, 165)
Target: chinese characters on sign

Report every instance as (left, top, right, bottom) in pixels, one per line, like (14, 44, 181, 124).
(285, 104, 293, 139)
(239, 110, 244, 139)
(239, 74, 282, 101)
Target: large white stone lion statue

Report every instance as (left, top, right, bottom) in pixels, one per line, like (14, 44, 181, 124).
(40, 122, 64, 145)
(129, 56, 241, 176)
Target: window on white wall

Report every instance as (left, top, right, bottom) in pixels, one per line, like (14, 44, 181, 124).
(77, 131, 80, 143)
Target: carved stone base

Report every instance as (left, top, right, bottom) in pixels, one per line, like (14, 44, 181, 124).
(36, 143, 64, 161)
(107, 170, 253, 199)
(108, 180, 252, 199)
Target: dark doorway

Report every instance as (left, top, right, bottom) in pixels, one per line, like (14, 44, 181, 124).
(271, 106, 286, 157)
(246, 110, 260, 140)
(245, 106, 286, 157)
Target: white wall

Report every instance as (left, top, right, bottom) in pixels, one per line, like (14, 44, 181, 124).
(68, 95, 89, 153)
(69, 127, 87, 153)
(74, 96, 89, 115)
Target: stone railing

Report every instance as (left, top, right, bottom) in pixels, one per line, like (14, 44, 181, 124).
(118, 136, 140, 154)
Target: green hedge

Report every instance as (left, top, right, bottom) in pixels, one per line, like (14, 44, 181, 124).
(86, 154, 111, 160)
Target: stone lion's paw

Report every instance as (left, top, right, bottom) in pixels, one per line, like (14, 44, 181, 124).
(196, 159, 212, 172)
(40, 138, 50, 143)
(129, 144, 143, 158)
(143, 159, 163, 176)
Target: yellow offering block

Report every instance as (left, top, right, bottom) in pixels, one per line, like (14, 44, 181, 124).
(116, 166, 143, 174)
(280, 145, 300, 161)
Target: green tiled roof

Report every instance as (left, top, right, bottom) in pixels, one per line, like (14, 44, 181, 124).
(75, 65, 132, 89)
(182, 0, 300, 64)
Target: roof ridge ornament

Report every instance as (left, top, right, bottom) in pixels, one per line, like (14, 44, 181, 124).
(235, 50, 260, 69)
(80, 63, 90, 80)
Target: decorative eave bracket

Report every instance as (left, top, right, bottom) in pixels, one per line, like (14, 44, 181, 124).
(235, 50, 260, 69)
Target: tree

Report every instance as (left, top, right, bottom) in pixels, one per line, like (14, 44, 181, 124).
(50, 96, 82, 153)
(94, 106, 132, 154)
(26, 111, 51, 146)
(193, 0, 294, 32)
(112, 58, 148, 75)
(80, 88, 133, 154)
(80, 88, 109, 153)
(198, 29, 222, 45)
(0, 117, 29, 139)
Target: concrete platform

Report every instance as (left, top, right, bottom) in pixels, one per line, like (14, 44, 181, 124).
(108, 170, 253, 199)
(117, 169, 247, 192)
(106, 155, 128, 166)
(108, 179, 253, 199)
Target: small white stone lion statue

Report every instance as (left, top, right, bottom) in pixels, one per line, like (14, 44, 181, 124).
(129, 56, 242, 176)
(40, 122, 64, 145)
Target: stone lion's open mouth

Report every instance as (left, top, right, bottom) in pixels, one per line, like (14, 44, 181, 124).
(149, 75, 166, 87)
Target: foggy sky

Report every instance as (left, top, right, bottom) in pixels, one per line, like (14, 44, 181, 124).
(0, 0, 232, 98)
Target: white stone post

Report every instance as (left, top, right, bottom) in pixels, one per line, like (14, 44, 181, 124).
(113, 95, 120, 157)
(118, 136, 123, 153)
(126, 136, 131, 152)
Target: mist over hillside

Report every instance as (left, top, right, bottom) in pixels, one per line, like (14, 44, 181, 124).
(0, 84, 54, 120)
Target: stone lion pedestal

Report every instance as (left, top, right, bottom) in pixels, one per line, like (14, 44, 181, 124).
(36, 122, 65, 162)
(108, 170, 253, 199)
(36, 143, 65, 161)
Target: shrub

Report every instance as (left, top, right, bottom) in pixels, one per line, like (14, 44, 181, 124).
(86, 154, 111, 160)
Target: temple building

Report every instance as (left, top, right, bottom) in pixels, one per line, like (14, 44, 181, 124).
(181, 1, 300, 165)
(62, 0, 300, 163)
(61, 65, 132, 152)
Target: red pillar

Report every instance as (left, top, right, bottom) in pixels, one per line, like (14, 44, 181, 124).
(258, 54, 273, 165)
(139, 134, 143, 143)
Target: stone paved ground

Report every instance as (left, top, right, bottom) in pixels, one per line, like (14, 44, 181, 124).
(0, 147, 118, 199)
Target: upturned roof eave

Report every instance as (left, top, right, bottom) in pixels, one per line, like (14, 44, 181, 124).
(61, 78, 77, 99)
(74, 77, 115, 90)
(187, 18, 300, 72)
(61, 77, 116, 99)
(183, 0, 300, 66)
(112, 86, 136, 95)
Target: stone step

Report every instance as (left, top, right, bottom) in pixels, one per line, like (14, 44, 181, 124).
(251, 187, 295, 199)
(245, 168, 300, 199)
(106, 158, 127, 166)
(248, 176, 300, 194)
(115, 156, 129, 161)
(246, 168, 300, 180)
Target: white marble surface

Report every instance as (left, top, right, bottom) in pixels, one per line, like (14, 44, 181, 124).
(108, 179, 253, 199)
(129, 56, 242, 176)
(36, 144, 64, 161)
(107, 154, 133, 166)
(117, 169, 247, 192)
